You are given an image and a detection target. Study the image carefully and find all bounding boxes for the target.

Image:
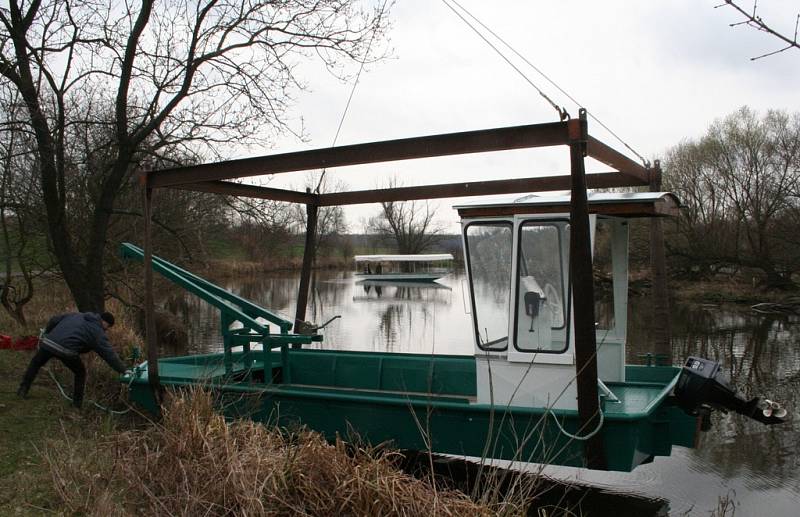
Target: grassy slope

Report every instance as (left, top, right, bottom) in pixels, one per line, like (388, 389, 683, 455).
(0, 350, 122, 515)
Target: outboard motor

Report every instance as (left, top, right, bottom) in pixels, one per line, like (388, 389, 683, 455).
(675, 356, 787, 431)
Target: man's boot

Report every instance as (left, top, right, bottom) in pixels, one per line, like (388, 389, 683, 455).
(17, 383, 30, 399)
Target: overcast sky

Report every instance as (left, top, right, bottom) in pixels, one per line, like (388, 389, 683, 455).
(243, 0, 799, 231)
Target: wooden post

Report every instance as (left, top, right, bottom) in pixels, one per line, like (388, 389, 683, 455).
(568, 109, 607, 470)
(649, 161, 672, 363)
(143, 182, 162, 409)
(294, 189, 319, 346)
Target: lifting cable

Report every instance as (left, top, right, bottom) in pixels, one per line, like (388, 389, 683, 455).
(442, 0, 651, 168)
(440, 0, 568, 122)
(47, 367, 134, 415)
(550, 397, 605, 441)
(315, 0, 390, 195)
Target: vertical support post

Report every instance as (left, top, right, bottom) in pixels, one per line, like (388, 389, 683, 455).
(611, 221, 629, 349)
(260, 334, 276, 385)
(143, 182, 162, 409)
(222, 313, 233, 375)
(649, 161, 672, 363)
(242, 331, 251, 372)
(568, 109, 607, 470)
(280, 343, 292, 384)
(294, 189, 319, 347)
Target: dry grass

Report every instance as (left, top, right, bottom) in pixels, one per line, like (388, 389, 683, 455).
(43, 387, 496, 516)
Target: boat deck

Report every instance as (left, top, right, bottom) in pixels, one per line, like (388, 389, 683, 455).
(134, 349, 679, 419)
(125, 349, 696, 472)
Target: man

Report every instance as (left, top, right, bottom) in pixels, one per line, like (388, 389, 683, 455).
(17, 311, 127, 408)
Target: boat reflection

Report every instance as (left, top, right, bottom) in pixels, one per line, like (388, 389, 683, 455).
(354, 279, 452, 303)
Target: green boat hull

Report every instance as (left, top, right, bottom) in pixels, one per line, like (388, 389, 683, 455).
(124, 349, 697, 472)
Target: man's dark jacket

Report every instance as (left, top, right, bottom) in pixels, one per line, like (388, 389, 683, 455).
(44, 312, 126, 373)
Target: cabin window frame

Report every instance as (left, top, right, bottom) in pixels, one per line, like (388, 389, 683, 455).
(512, 218, 572, 355)
(463, 220, 514, 352)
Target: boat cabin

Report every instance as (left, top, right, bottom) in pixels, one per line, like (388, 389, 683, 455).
(456, 192, 681, 410)
(354, 254, 454, 282)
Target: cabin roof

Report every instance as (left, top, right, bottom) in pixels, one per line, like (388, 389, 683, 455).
(354, 254, 454, 262)
(454, 191, 681, 218)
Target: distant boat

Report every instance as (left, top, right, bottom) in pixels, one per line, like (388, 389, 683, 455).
(354, 253, 454, 282)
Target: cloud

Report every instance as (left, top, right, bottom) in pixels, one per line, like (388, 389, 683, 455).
(236, 0, 800, 231)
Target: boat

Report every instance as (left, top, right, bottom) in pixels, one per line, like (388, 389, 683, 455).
(354, 254, 454, 282)
(119, 191, 785, 472)
(124, 115, 785, 472)
(352, 279, 452, 303)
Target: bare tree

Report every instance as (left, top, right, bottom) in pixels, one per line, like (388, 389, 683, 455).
(664, 107, 800, 287)
(717, 1, 800, 60)
(368, 179, 444, 255)
(0, 0, 389, 311)
(227, 189, 295, 262)
(0, 88, 51, 324)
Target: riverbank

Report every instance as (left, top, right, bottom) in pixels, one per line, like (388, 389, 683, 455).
(0, 348, 493, 515)
(0, 350, 131, 514)
(668, 277, 800, 305)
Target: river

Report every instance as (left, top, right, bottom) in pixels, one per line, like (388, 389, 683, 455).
(162, 269, 800, 516)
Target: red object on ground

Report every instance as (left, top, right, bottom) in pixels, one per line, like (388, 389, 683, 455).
(12, 336, 39, 350)
(0, 335, 38, 350)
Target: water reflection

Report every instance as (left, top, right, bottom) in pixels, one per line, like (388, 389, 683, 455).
(161, 271, 800, 515)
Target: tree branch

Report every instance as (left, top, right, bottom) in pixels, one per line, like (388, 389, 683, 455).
(717, 0, 800, 60)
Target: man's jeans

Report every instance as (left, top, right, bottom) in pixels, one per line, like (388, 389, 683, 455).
(19, 348, 86, 408)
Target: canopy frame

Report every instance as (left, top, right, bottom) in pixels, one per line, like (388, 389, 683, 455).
(140, 109, 667, 470)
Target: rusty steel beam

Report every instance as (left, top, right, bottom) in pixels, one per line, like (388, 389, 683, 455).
(175, 180, 318, 204)
(317, 172, 637, 206)
(148, 122, 570, 188)
(142, 186, 163, 411)
(648, 160, 672, 363)
(295, 196, 319, 342)
(569, 110, 607, 470)
(587, 136, 650, 184)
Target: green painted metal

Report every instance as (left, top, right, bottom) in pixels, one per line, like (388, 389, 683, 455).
(123, 349, 698, 472)
(121, 242, 293, 332)
(120, 242, 319, 376)
(119, 245, 697, 471)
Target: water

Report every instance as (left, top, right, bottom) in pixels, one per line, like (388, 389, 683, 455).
(163, 270, 800, 516)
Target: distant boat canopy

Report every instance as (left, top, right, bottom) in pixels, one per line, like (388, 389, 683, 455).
(354, 254, 454, 282)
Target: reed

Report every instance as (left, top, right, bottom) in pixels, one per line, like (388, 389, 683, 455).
(43, 387, 495, 516)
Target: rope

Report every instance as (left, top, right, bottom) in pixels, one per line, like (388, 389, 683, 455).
(443, 0, 650, 167)
(46, 368, 134, 415)
(550, 397, 605, 441)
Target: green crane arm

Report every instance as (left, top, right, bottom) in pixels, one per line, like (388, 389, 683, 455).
(120, 242, 293, 334)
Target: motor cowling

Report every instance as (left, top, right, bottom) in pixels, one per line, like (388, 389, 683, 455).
(674, 356, 787, 430)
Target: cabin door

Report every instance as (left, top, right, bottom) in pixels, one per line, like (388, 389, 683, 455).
(507, 215, 596, 364)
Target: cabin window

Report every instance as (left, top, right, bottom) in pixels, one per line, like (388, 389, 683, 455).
(465, 222, 513, 351)
(514, 221, 570, 353)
